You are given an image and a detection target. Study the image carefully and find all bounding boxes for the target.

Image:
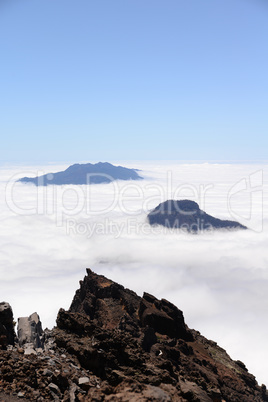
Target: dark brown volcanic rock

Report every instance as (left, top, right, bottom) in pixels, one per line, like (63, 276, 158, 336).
(0, 270, 267, 401)
(148, 199, 247, 232)
(54, 269, 266, 401)
(0, 303, 16, 349)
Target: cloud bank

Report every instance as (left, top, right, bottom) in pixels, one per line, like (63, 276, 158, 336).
(0, 161, 267, 385)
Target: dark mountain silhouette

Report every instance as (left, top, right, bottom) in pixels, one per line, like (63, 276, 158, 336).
(18, 162, 143, 186)
(0, 269, 266, 400)
(148, 199, 247, 232)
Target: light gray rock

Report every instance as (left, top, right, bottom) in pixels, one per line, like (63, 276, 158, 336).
(78, 376, 91, 391)
(70, 383, 78, 402)
(24, 343, 37, 355)
(17, 312, 43, 348)
(48, 382, 61, 396)
(78, 376, 90, 385)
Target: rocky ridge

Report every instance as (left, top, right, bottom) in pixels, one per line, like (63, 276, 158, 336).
(0, 269, 267, 401)
(18, 162, 143, 186)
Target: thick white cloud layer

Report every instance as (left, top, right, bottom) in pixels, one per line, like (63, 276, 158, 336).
(0, 162, 267, 385)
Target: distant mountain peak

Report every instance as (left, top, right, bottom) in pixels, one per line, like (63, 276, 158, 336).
(148, 199, 247, 232)
(18, 161, 143, 186)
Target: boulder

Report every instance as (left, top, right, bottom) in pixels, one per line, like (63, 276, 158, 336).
(138, 293, 193, 341)
(0, 302, 16, 348)
(17, 312, 43, 348)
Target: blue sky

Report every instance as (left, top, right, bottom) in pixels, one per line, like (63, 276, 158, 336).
(1, 0, 267, 163)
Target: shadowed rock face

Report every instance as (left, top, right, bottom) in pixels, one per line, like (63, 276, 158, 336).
(64, 269, 192, 342)
(0, 303, 16, 348)
(148, 199, 247, 232)
(18, 162, 143, 186)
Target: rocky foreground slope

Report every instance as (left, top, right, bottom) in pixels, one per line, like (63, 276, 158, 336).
(0, 269, 267, 401)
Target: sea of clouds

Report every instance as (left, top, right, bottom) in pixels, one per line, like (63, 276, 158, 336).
(0, 161, 267, 385)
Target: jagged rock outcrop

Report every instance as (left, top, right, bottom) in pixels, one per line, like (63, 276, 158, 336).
(148, 199, 247, 232)
(0, 302, 16, 349)
(53, 269, 266, 401)
(18, 162, 143, 186)
(0, 269, 267, 401)
(17, 312, 44, 351)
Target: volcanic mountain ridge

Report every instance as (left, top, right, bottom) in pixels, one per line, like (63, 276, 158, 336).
(148, 199, 247, 232)
(0, 269, 266, 401)
(18, 162, 143, 186)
